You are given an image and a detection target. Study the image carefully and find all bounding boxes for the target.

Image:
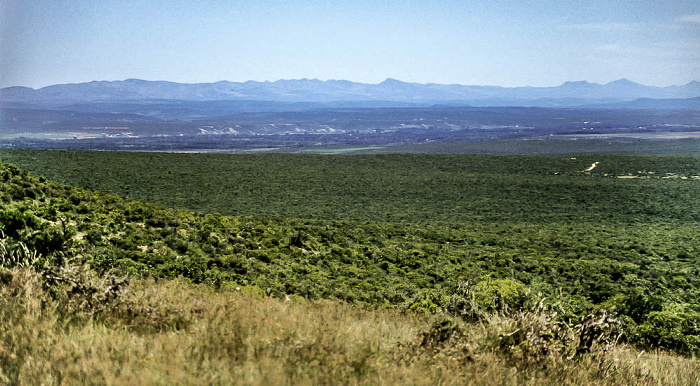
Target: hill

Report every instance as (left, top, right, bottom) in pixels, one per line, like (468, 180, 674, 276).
(1, 152, 699, 354)
(1, 153, 699, 383)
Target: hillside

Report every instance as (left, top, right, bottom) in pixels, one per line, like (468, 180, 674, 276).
(1, 153, 699, 383)
(1, 153, 699, 354)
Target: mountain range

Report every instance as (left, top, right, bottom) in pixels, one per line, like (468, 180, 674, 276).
(2, 78, 699, 108)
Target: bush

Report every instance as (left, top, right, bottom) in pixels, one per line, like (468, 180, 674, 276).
(638, 311, 700, 355)
(405, 289, 444, 314)
(0, 209, 41, 239)
(471, 277, 527, 313)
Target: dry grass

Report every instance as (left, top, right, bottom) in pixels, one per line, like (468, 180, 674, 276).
(1, 268, 698, 385)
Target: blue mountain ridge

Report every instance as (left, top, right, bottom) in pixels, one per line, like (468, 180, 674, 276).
(1, 78, 698, 106)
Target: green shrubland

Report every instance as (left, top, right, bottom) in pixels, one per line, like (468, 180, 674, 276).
(2, 150, 699, 224)
(1, 152, 699, 382)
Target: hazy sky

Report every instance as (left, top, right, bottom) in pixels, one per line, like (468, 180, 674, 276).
(1, 0, 698, 88)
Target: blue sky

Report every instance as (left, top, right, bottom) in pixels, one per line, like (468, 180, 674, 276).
(1, 0, 698, 88)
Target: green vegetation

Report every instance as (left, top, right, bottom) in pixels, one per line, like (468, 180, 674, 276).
(1, 150, 699, 223)
(1, 151, 699, 382)
(365, 139, 700, 155)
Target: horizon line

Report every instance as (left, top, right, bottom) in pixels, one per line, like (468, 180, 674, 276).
(3, 77, 699, 91)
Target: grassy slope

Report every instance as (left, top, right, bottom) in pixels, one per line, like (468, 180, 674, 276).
(2, 267, 699, 385)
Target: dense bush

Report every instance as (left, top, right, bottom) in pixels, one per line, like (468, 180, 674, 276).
(637, 311, 700, 355)
(0, 155, 698, 355)
(2, 151, 699, 224)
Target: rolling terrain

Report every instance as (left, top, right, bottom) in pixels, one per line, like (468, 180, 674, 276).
(1, 151, 699, 383)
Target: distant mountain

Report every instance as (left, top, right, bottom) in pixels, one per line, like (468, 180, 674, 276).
(1, 78, 699, 107)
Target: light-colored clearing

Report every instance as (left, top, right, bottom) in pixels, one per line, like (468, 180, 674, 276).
(584, 162, 600, 172)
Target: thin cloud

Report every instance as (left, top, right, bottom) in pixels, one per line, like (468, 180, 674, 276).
(566, 22, 641, 31)
(677, 14, 700, 23)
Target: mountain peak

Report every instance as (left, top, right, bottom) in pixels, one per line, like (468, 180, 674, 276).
(380, 78, 405, 85)
(606, 78, 641, 86)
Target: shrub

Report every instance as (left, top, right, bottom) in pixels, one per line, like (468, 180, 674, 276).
(0, 209, 41, 239)
(638, 311, 700, 355)
(471, 277, 527, 313)
(405, 289, 444, 314)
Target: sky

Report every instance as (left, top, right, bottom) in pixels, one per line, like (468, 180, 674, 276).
(0, 0, 698, 89)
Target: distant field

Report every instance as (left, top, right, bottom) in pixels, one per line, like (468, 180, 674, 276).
(551, 132, 700, 140)
(358, 138, 700, 155)
(300, 146, 386, 154)
(1, 150, 698, 225)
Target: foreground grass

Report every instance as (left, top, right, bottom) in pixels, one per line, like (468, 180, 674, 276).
(1, 267, 697, 385)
